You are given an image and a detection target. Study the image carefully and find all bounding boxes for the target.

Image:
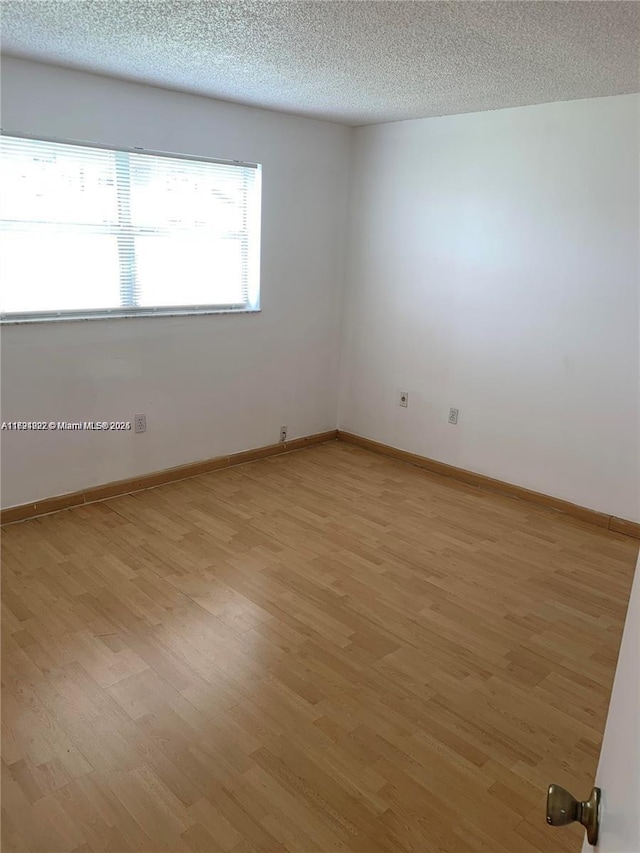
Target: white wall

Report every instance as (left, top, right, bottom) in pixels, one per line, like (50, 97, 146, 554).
(339, 95, 640, 521)
(2, 62, 638, 521)
(0, 58, 351, 508)
(586, 555, 640, 853)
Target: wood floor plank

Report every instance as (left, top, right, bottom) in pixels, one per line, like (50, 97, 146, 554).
(2, 442, 637, 852)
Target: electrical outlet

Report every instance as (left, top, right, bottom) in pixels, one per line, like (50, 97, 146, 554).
(448, 407, 459, 425)
(134, 413, 147, 434)
(280, 425, 287, 443)
(399, 391, 409, 408)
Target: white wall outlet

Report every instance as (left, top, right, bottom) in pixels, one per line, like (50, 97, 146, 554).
(134, 413, 147, 433)
(280, 425, 287, 442)
(399, 391, 409, 408)
(448, 407, 459, 425)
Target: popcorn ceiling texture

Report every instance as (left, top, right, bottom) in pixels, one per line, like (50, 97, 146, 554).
(1, 1, 638, 125)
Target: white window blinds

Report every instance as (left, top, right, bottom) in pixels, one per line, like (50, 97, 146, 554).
(0, 134, 261, 321)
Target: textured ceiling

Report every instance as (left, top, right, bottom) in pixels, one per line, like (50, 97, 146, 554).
(1, 1, 639, 126)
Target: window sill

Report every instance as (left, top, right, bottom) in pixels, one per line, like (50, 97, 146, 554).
(0, 307, 261, 325)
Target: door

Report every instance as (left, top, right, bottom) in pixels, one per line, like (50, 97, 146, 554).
(583, 553, 639, 851)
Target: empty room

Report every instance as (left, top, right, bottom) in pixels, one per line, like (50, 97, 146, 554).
(1, 2, 639, 852)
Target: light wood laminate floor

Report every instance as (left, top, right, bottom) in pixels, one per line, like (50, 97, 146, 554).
(2, 441, 638, 853)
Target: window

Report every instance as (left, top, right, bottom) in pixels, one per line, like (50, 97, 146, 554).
(0, 133, 261, 322)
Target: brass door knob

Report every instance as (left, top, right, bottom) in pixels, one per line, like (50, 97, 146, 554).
(546, 784, 601, 846)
